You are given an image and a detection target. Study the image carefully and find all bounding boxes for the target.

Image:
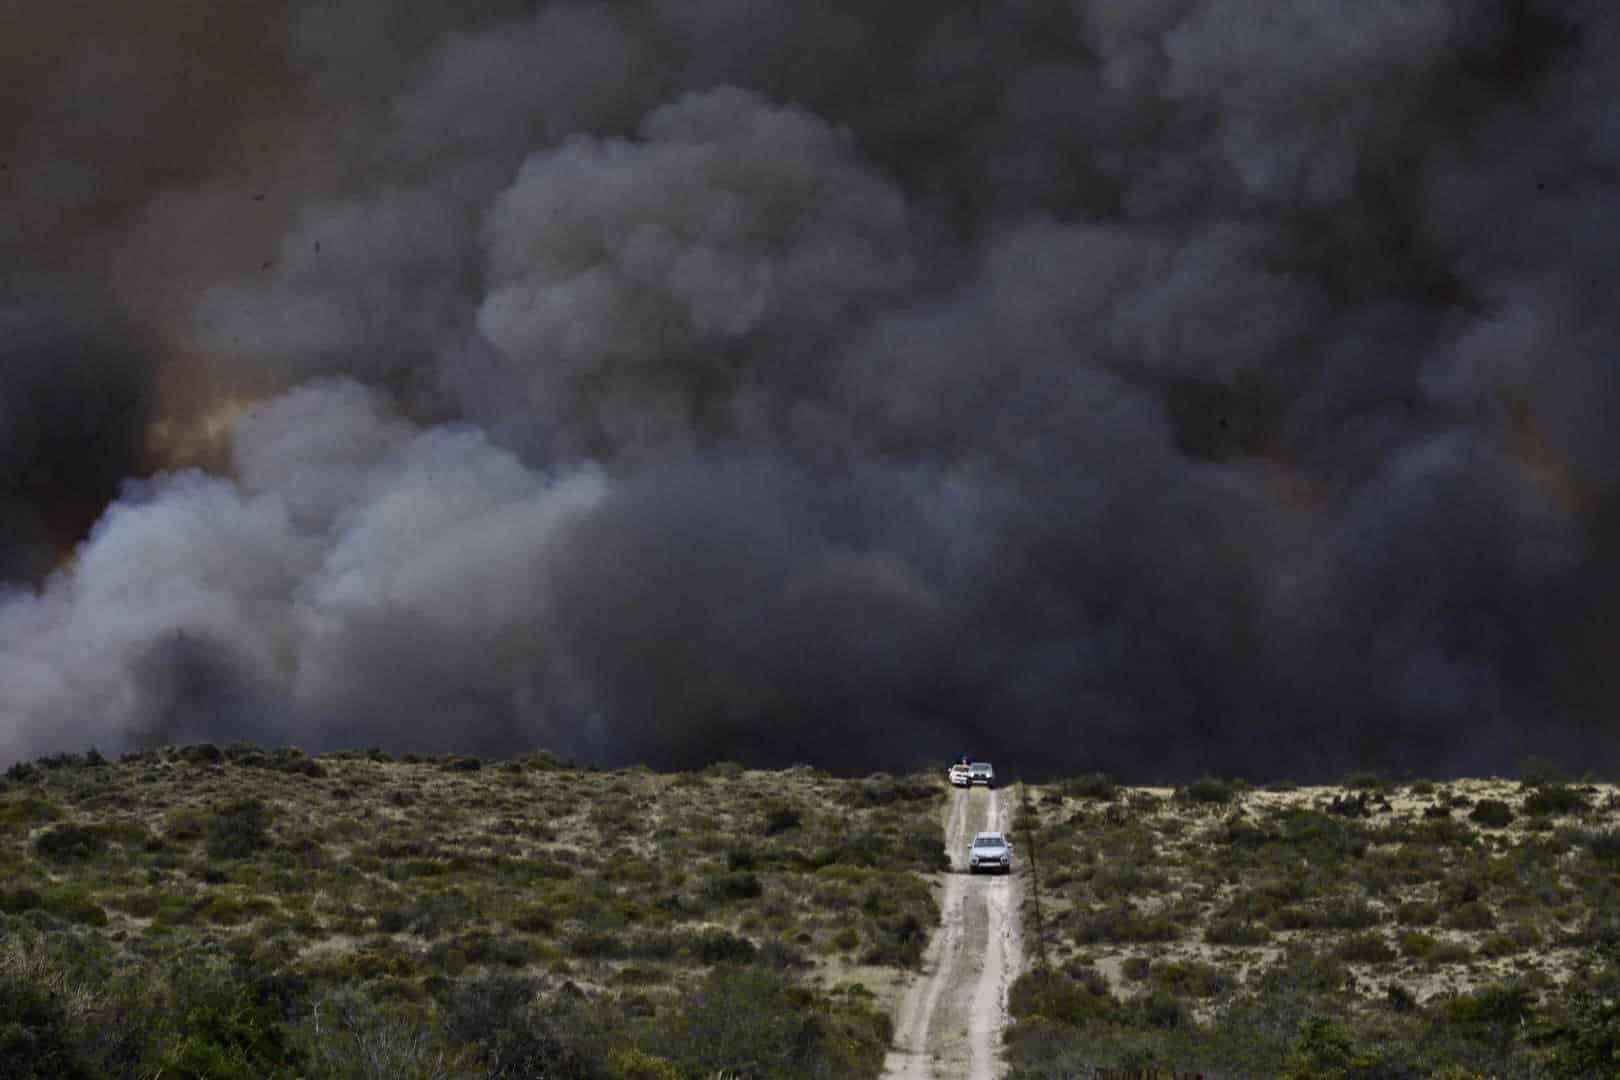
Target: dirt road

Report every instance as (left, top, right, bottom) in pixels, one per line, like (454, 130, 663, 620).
(883, 785, 1024, 1079)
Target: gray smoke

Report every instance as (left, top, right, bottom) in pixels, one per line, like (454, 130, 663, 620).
(4, 0, 1619, 779)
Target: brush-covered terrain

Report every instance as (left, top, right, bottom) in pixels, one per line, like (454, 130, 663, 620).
(0, 745, 946, 1079)
(1004, 774, 1620, 1078)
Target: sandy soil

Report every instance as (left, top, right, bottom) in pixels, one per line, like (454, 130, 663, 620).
(883, 784, 1025, 1080)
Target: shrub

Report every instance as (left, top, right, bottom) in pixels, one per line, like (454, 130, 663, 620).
(300, 986, 466, 1080)
(1428, 941, 1474, 965)
(690, 929, 757, 966)
(0, 967, 93, 1079)
(1334, 932, 1395, 964)
(1582, 830, 1620, 863)
(1399, 932, 1438, 960)
(862, 912, 927, 968)
(704, 871, 763, 902)
(1064, 773, 1118, 801)
(1009, 968, 1122, 1027)
(1178, 777, 1235, 805)
(1445, 900, 1497, 931)
(1205, 918, 1271, 945)
(0, 887, 44, 915)
(1136, 990, 1189, 1029)
(643, 966, 888, 1078)
(205, 799, 272, 860)
(32, 824, 105, 862)
(134, 960, 307, 1079)
(762, 804, 802, 836)
(1072, 904, 1182, 944)
(1524, 784, 1589, 817)
(1442, 981, 1536, 1027)
(1396, 900, 1439, 926)
(1150, 960, 1236, 997)
(1470, 799, 1514, 828)
(1342, 771, 1391, 792)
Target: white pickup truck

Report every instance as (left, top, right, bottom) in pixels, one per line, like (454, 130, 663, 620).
(968, 762, 994, 788)
(948, 763, 972, 787)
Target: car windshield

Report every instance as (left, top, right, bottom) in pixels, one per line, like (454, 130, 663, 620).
(974, 837, 1003, 848)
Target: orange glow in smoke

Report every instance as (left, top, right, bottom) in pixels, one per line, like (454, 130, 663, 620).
(145, 353, 262, 472)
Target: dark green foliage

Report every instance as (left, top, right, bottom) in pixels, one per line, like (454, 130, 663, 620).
(438, 974, 587, 1078)
(1205, 918, 1271, 945)
(704, 870, 763, 902)
(205, 798, 272, 860)
(855, 774, 936, 806)
(861, 911, 927, 968)
(1442, 981, 1536, 1027)
(1071, 903, 1183, 943)
(1396, 900, 1439, 926)
(762, 803, 802, 836)
(0, 886, 43, 914)
(1523, 784, 1589, 816)
(691, 928, 757, 965)
(1178, 777, 1235, 804)
(1150, 959, 1236, 997)
(0, 967, 94, 1079)
(1064, 773, 1118, 801)
(32, 824, 104, 862)
(1445, 900, 1496, 931)
(1341, 771, 1391, 792)
(640, 965, 889, 1079)
(1334, 932, 1395, 964)
(1009, 968, 1123, 1027)
(131, 961, 306, 1079)
(1581, 829, 1620, 863)
(1469, 798, 1514, 827)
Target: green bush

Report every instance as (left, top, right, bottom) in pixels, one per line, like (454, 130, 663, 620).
(1445, 901, 1496, 932)
(1469, 799, 1514, 828)
(132, 960, 307, 1079)
(1334, 932, 1395, 964)
(761, 804, 802, 836)
(704, 871, 763, 902)
(1178, 777, 1236, 805)
(206, 799, 273, 860)
(642, 966, 889, 1079)
(1072, 904, 1182, 944)
(1524, 784, 1589, 817)
(1205, 918, 1271, 945)
(0, 964, 94, 1079)
(1064, 774, 1118, 801)
(1396, 900, 1439, 926)
(1009, 968, 1122, 1027)
(32, 824, 105, 862)
(1150, 959, 1236, 997)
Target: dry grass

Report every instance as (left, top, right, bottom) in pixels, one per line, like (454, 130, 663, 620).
(0, 745, 945, 1078)
(1004, 773, 1620, 1077)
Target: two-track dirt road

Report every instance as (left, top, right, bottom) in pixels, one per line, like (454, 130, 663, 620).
(883, 785, 1024, 1079)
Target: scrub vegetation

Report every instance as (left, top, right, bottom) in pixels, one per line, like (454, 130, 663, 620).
(1005, 773, 1620, 1078)
(0, 745, 944, 1078)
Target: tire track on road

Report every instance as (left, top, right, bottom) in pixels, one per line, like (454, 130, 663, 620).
(883, 785, 1024, 1080)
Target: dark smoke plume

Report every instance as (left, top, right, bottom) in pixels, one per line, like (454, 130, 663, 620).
(4, 0, 1620, 780)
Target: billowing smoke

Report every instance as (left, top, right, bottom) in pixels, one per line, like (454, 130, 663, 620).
(4, 0, 1620, 779)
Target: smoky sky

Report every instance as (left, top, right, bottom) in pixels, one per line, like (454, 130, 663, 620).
(4, 0, 1620, 780)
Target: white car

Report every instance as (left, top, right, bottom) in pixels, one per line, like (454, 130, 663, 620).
(948, 764, 971, 787)
(969, 762, 995, 788)
(968, 831, 1013, 874)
